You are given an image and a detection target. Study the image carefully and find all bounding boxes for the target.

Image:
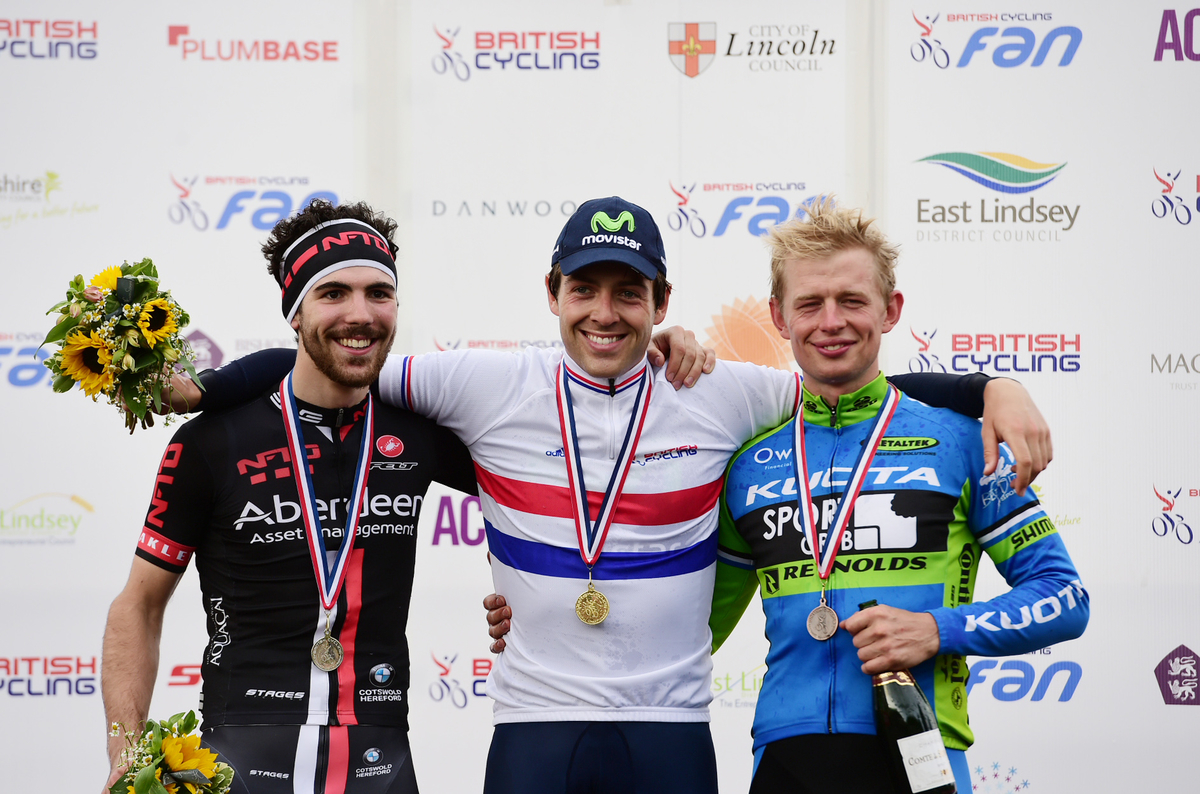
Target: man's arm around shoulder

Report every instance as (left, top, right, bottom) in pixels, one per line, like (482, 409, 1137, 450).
(101, 558, 183, 792)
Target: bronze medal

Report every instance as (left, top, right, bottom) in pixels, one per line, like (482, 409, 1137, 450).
(311, 632, 344, 672)
(806, 604, 839, 641)
(575, 581, 610, 625)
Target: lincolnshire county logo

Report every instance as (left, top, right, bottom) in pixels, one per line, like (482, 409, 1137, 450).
(1151, 486, 1193, 545)
(971, 761, 1032, 793)
(668, 23, 716, 77)
(591, 210, 634, 233)
(1152, 168, 1194, 225)
(703, 297, 793, 370)
(919, 152, 1066, 193)
(1154, 644, 1198, 705)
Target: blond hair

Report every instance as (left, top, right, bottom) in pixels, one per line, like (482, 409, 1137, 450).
(766, 196, 898, 302)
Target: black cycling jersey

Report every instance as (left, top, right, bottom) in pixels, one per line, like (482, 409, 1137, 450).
(136, 384, 476, 729)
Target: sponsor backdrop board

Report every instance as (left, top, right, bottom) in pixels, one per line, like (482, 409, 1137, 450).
(0, 1, 1194, 793)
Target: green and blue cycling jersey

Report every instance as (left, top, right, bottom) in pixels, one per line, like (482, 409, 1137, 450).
(711, 373, 1088, 752)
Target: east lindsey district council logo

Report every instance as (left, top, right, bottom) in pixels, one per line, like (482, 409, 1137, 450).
(668, 23, 716, 77)
(919, 152, 1066, 193)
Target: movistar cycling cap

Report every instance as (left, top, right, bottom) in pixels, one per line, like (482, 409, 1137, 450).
(552, 196, 667, 279)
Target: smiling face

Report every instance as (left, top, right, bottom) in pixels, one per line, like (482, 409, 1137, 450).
(769, 248, 903, 401)
(292, 266, 397, 394)
(547, 261, 669, 380)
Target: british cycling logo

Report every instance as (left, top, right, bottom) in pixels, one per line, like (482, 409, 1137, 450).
(1151, 167, 1198, 226)
(431, 24, 600, 80)
(906, 328, 1081, 374)
(0, 20, 97, 60)
(167, 24, 338, 62)
(434, 336, 562, 351)
(0, 655, 97, 697)
(1151, 486, 1194, 545)
(970, 759, 1034, 793)
(0, 492, 94, 545)
(1155, 644, 1198, 705)
(0, 170, 97, 230)
(702, 296, 794, 370)
(665, 180, 814, 239)
(915, 151, 1079, 244)
(1154, 10, 1200, 61)
(671, 21, 837, 76)
(168, 174, 337, 232)
(429, 652, 490, 708)
(909, 10, 1080, 69)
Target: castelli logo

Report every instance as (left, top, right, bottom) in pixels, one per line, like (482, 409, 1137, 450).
(376, 436, 404, 458)
(703, 296, 793, 370)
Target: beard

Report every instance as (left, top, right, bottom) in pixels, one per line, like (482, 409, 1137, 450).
(299, 320, 395, 389)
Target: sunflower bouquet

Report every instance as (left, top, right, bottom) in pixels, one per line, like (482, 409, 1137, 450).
(42, 259, 202, 432)
(109, 711, 234, 794)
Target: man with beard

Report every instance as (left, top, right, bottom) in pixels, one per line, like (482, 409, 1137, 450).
(100, 201, 480, 793)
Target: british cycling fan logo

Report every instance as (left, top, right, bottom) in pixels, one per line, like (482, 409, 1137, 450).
(432, 25, 470, 81)
(1152, 486, 1193, 545)
(910, 13, 949, 68)
(1154, 645, 1198, 705)
(1152, 168, 1196, 226)
(908, 328, 946, 372)
(668, 182, 707, 237)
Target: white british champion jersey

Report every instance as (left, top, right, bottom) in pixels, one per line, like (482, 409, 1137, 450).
(379, 347, 798, 723)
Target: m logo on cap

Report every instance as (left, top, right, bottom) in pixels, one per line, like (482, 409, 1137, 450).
(591, 211, 635, 234)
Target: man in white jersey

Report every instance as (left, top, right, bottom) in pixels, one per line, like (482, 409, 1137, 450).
(179, 196, 1049, 793)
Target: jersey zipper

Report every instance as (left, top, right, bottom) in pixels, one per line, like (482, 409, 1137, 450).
(606, 382, 617, 460)
(826, 398, 841, 733)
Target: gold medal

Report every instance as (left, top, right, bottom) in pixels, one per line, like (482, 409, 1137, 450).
(311, 630, 344, 671)
(575, 581, 610, 625)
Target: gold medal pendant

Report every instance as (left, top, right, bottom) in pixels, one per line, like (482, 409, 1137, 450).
(312, 629, 344, 671)
(575, 580, 610, 625)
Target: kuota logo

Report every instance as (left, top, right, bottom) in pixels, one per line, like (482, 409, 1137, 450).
(0, 20, 97, 59)
(1154, 644, 1198, 705)
(910, 12, 1081, 68)
(1152, 486, 1193, 544)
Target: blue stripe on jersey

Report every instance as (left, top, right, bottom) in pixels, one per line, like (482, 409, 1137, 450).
(486, 523, 716, 580)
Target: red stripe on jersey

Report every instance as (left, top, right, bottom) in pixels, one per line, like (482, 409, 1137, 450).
(325, 725, 349, 794)
(792, 372, 802, 416)
(137, 527, 196, 567)
(474, 463, 722, 526)
(335, 548, 364, 725)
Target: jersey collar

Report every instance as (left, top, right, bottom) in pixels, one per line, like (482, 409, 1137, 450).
(800, 372, 893, 428)
(561, 353, 650, 397)
(270, 386, 369, 427)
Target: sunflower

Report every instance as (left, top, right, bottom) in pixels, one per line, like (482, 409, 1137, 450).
(138, 298, 178, 347)
(89, 265, 123, 292)
(127, 767, 177, 794)
(60, 330, 113, 397)
(161, 734, 219, 794)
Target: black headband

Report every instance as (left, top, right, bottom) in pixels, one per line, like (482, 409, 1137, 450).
(279, 219, 397, 321)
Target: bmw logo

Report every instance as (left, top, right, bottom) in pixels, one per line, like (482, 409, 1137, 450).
(370, 663, 394, 687)
(364, 748, 382, 765)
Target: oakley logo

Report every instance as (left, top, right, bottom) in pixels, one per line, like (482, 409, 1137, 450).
(591, 210, 635, 233)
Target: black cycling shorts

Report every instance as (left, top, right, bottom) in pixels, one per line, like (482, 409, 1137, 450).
(202, 724, 418, 794)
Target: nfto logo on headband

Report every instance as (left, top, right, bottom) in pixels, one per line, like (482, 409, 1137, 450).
(279, 219, 397, 321)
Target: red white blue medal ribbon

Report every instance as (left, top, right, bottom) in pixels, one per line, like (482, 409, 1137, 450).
(555, 362, 652, 567)
(280, 372, 375, 612)
(794, 384, 899, 580)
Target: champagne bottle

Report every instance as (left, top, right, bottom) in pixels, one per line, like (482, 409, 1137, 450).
(859, 600, 956, 794)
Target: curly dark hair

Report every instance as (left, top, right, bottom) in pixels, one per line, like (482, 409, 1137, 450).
(261, 199, 399, 284)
